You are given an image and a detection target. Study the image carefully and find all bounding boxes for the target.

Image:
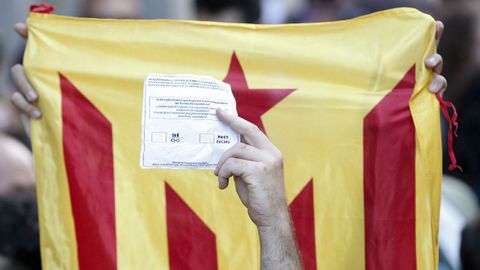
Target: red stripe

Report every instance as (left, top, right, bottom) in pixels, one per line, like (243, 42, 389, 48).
(290, 179, 317, 270)
(363, 66, 417, 270)
(165, 183, 218, 270)
(61, 74, 117, 270)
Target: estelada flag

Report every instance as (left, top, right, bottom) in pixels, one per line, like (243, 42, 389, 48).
(25, 7, 442, 270)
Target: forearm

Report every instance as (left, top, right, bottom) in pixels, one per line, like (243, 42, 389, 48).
(257, 208, 302, 270)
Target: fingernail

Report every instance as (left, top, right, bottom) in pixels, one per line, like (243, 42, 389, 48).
(32, 109, 42, 118)
(429, 81, 440, 92)
(426, 57, 435, 66)
(28, 92, 38, 101)
(216, 108, 226, 117)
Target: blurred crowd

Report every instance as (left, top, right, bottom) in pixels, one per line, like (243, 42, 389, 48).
(0, 0, 479, 269)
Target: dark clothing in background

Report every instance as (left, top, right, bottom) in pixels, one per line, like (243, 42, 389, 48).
(461, 217, 480, 270)
(445, 72, 480, 202)
(0, 193, 40, 270)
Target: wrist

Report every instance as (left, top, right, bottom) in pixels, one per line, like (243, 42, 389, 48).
(257, 208, 302, 270)
(257, 206, 291, 233)
(257, 206, 295, 247)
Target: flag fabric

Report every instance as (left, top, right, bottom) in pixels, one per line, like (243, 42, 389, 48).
(25, 8, 441, 270)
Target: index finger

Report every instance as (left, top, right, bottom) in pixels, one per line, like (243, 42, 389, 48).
(216, 108, 274, 151)
(435, 21, 444, 46)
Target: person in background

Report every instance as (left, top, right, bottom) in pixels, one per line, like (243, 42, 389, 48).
(83, 0, 139, 19)
(461, 216, 480, 270)
(195, 0, 260, 22)
(0, 133, 38, 269)
(289, 0, 444, 23)
(439, 175, 479, 270)
(0, 134, 35, 196)
(0, 192, 40, 270)
(437, 2, 480, 202)
(0, 98, 25, 143)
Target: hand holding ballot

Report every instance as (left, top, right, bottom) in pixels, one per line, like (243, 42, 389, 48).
(215, 108, 287, 227)
(215, 108, 302, 269)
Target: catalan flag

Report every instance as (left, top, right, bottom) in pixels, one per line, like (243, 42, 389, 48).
(25, 7, 441, 270)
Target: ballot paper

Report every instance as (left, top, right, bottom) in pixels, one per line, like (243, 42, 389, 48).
(140, 74, 240, 169)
